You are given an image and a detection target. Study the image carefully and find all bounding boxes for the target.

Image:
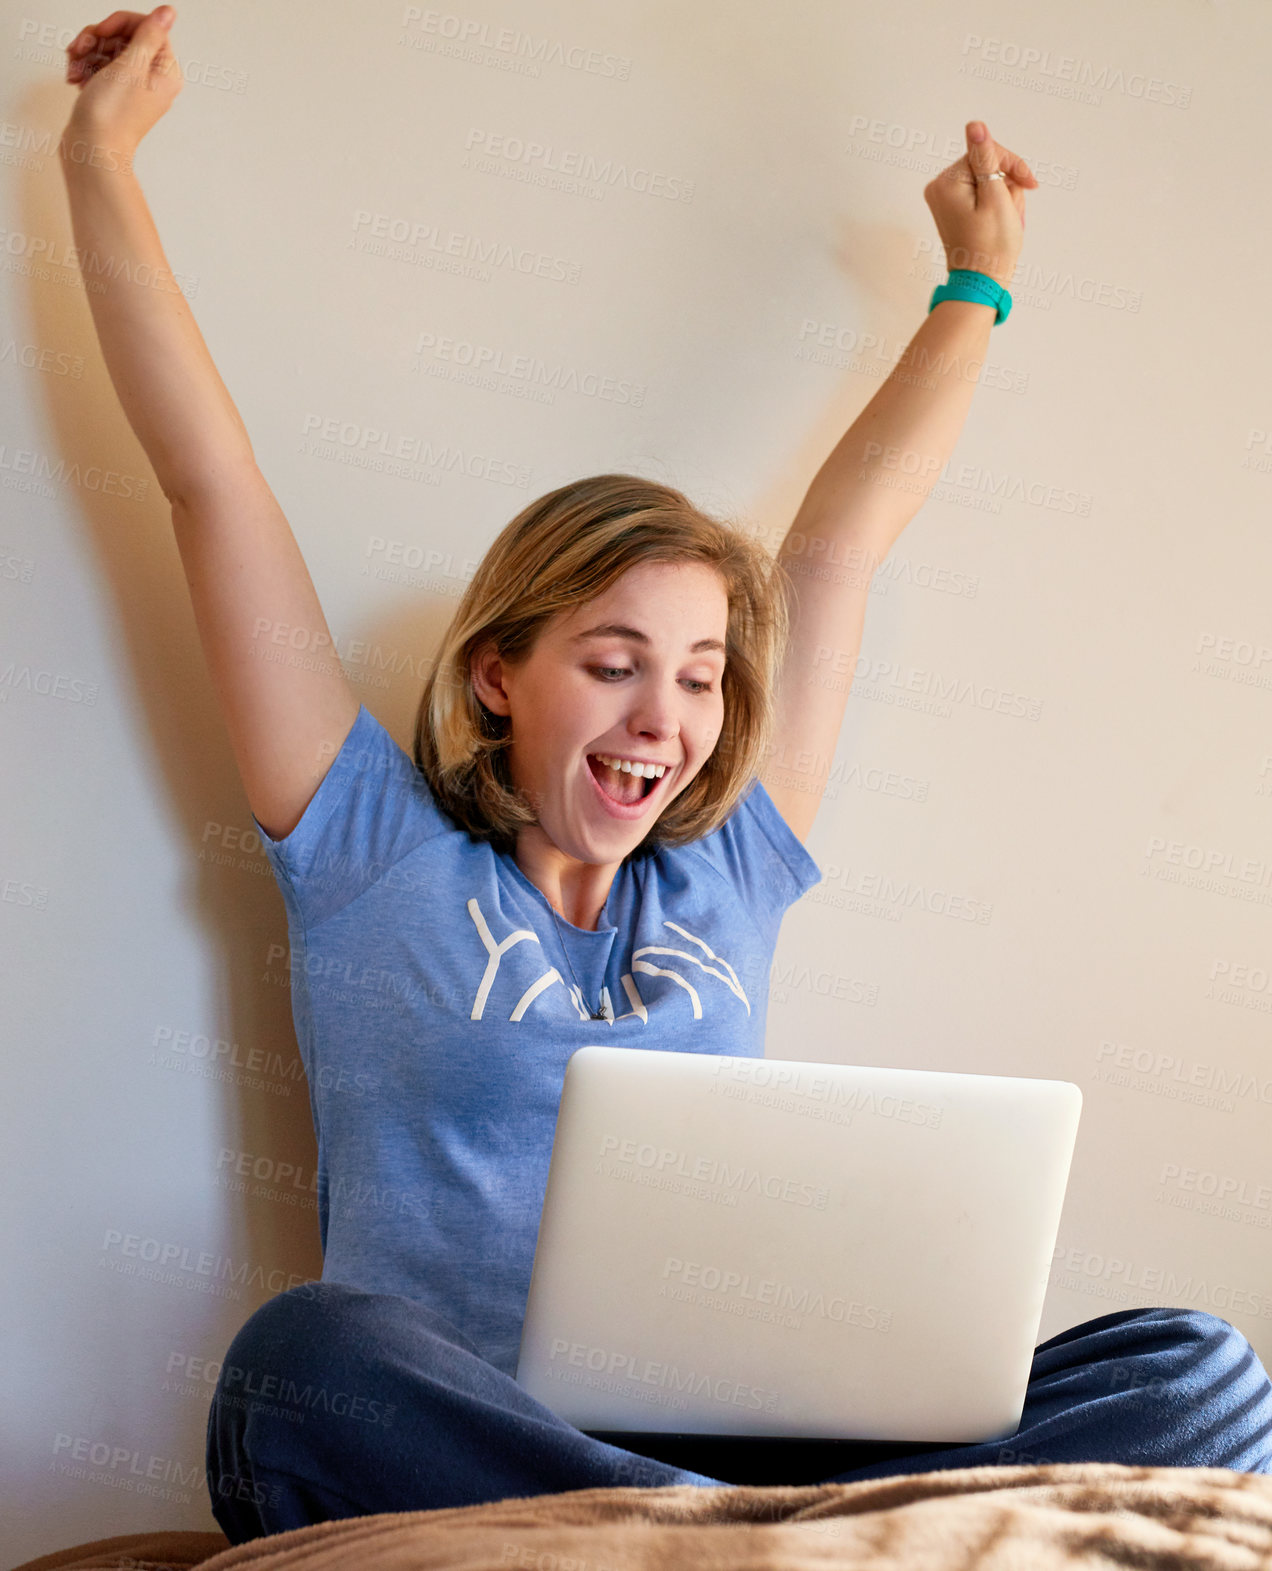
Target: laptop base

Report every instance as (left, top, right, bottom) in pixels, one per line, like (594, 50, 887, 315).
(583, 1429, 958, 1486)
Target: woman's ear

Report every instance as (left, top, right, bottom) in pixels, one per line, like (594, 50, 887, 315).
(470, 642, 512, 716)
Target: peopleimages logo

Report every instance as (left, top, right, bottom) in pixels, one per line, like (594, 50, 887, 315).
(661, 1256, 893, 1332)
(597, 1134, 828, 1209)
(100, 1230, 311, 1299)
(545, 1339, 778, 1413)
(708, 1056, 943, 1130)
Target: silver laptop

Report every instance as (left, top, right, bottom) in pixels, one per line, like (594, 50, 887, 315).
(516, 1046, 1081, 1444)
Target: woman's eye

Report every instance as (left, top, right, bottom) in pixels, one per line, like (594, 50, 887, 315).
(587, 666, 709, 691)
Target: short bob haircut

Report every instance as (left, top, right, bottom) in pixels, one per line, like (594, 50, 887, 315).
(412, 473, 790, 855)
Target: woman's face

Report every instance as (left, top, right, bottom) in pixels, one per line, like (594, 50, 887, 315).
(475, 559, 729, 867)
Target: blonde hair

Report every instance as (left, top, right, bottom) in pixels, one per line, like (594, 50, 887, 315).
(413, 473, 789, 853)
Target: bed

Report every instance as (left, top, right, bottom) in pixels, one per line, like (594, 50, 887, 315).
(16, 1460, 1272, 1570)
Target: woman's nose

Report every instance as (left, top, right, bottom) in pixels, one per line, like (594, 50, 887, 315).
(628, 683, 679, 741)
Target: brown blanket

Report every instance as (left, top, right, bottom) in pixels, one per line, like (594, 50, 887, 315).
(18, 1462, 1272, 1571)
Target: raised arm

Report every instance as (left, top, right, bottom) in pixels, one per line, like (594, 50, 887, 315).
(61, 7, 360, 839)
(760, 120, 1037, 842)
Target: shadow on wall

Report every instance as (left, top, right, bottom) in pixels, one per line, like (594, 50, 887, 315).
(21, 82, 466, 1448)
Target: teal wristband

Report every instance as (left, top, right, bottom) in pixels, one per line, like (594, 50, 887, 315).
(928, 268, 1012, 326)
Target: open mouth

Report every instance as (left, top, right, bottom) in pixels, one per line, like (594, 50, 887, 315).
(587, 754, 659, 810)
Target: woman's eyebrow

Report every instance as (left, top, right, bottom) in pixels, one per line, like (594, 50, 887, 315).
(572, 622, 725, 654)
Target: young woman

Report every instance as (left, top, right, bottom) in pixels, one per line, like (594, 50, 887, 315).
(61, 6, 1272, 1545)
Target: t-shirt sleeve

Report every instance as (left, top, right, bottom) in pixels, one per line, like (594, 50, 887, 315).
(687, 776, 822, 945)
(251, 702, 449, 931)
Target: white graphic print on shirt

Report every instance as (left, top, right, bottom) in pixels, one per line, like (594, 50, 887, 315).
(464, 898, 750, 1024)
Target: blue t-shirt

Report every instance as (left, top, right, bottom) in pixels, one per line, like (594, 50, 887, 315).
(253, 702, 821, 1376)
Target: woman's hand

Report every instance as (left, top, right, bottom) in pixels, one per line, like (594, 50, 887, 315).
(63, 6, 181, 154)
(924, 120, 1037, 290)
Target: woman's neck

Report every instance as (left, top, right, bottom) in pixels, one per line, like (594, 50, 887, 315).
(513, 827, 618, 930)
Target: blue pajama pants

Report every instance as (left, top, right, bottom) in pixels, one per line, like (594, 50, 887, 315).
(205, 1281, 1272, 1544)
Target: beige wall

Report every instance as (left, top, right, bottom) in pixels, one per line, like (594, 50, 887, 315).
(5, 0, 1271, 1559)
